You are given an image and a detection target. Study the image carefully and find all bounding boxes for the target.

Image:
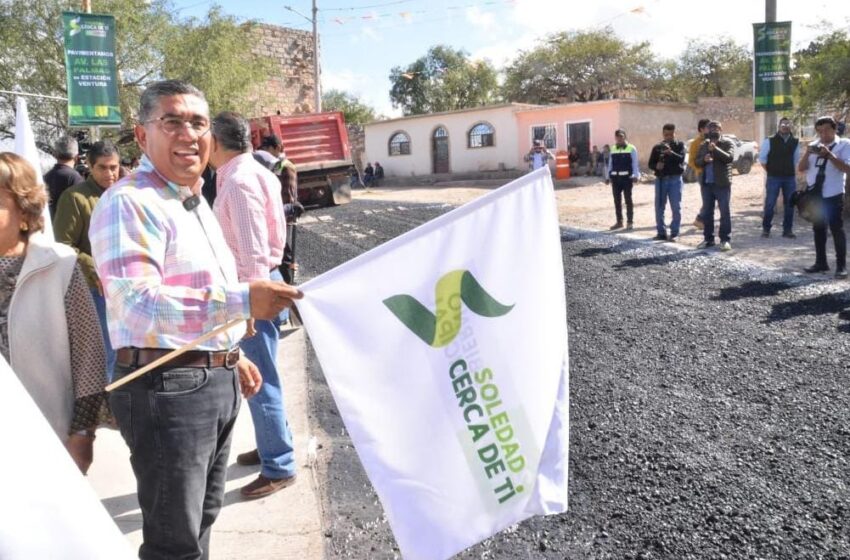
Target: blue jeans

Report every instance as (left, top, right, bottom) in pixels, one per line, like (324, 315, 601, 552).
(91, 288, 116, 382)
(702, 184, 732, 243)
(110, 364, 241, 560)
(654, 175, 683, 236)
(763, 175, 796, 234)
(240, 268, 296, 479)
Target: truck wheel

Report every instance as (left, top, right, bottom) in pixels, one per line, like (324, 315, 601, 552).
(737, 156, 753, 175)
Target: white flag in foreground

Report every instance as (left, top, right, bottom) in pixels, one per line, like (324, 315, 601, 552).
(0, 355, 135, 559)
(298, 167, 569, 560)
(13, 96, 53, 239)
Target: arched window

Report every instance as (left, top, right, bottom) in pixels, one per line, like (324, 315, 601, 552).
(468, 122, 495, 148)
(388, 131, 411, 156)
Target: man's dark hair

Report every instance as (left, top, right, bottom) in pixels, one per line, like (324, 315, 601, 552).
(815, 116, 837, 130)
(697, 118, 711, 131)
(662, 123, 676, 132)
(260, 135, 282, 149)
(615, 129, 626, 137)
(779, 116, 791, 124)
(708, 121, 722, 129)
(138, 80, 206, 123)
(211, 111, 252, 153)
(53, 136, 79, 161)
(87, 140, 120, 166)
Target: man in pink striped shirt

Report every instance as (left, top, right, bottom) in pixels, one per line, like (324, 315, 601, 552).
(209, 111, 296, 499)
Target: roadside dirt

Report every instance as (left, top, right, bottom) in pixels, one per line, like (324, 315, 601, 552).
(356, 168, 833, 279)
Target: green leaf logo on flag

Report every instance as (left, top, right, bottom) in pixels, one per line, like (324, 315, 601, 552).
(383, 270, 513, 347)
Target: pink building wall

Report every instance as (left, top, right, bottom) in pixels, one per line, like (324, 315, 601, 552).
(514, 101, 622, 166)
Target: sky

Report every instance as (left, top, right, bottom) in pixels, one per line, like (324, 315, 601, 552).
(170, 0, 850, 118)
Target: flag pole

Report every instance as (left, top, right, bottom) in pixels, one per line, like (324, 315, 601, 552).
(105, 319, 245, 392)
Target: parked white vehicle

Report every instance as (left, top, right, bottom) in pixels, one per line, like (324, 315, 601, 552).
(683, 136, 759, 183)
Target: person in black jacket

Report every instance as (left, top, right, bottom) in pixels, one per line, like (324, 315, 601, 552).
(647, 123, 686, 242)
(696, 121, 735, 251)
(43, 136, 84, 219)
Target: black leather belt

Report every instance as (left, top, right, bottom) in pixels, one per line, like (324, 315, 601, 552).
(116, 347, 240, 369)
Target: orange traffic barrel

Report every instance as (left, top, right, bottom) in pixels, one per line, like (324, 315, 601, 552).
(555, 150, 571, 180)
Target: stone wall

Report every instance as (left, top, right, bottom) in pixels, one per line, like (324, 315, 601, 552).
(247, 23, 317, 116)
(347, 124, 365, 171)
(696, 97, 758, 141)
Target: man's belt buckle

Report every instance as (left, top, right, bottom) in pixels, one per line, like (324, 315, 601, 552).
(225, 347, 240, 368)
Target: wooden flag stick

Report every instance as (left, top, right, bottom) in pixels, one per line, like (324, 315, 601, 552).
(105, 319, 245, 392)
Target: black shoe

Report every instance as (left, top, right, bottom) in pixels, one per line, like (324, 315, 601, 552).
(761, 230, 770, 238)
(667, 236, 678, 243)
(625, 222, 634, 231)
(804, 264, 830, 273)
(652, 234, 667, 241)
(609, 222, 623, 230)
(782, 231, 796, 239)
(835, 268, 848, 279)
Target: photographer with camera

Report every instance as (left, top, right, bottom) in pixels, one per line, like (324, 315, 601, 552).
(696, 121, 735, 251)
(798, 116, 850, 278)
(647, 124, 686, 241)
(759, 117, 800, 238)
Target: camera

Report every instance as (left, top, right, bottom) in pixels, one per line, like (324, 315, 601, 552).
(807, 143, 821, 154)
(706, 131, 720, 141)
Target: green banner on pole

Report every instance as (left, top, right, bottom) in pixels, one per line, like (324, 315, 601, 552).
(62, 12, 121, 126)
(752, 21, 793, 112)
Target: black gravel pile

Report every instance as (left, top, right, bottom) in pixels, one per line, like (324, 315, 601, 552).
(296, 200, 850, 560)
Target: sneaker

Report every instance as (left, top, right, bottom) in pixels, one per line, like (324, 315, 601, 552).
(782, 231, 796, 239)
(697, 240, 715, 249)
(693, 217, 704, 229)
(667, 236, 678, 243)
(240, 473, 297, 500)
(626, 222, 634, 231)
(836, 268, 849, 279)
(761, 230, 770, 238)
(804, 263, 829, 273)
(609, 222, 623, 230)
(719, 241, 732, 252)
(652, 234, 667, 241)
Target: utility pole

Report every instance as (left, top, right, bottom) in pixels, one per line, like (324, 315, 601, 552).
(312, 0, 321, 113)
(763, 0, 777, 138)
(82, 0, 98, 141)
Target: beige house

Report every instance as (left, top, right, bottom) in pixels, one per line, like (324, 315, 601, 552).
(364, 104, 536, 177)
(364, 98, 758, 177)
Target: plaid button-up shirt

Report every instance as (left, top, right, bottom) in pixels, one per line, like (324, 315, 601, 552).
(213, 152, 286, 282)
(90, 156, 250, 350)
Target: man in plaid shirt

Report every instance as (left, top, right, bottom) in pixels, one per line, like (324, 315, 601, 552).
(90, 80, 301, 560)
(209, 111, 297, 499)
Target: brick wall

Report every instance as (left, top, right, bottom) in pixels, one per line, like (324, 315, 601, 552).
(246, 23, 317, 116)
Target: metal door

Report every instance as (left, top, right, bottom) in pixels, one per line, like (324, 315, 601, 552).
(432, 127, 449, 174)
(567, 122, 591, 165)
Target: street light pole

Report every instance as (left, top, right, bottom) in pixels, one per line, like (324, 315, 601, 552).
(82, 0, 99, 141)
(763, 0, 777, 138)
(312, 0, 321, 113)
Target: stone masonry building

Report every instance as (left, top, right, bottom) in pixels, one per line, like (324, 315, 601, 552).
(248, 23, 317, 116)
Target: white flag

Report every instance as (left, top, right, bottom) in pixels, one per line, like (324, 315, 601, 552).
(297, 167, 569, 560)
(14, 96, 53, 239)
(0, 355, 135, 559)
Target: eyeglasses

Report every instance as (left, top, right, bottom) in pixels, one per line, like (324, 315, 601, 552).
(144, 115, 211, 136)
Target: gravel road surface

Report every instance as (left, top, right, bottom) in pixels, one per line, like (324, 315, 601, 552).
(297, 196, 850, 560)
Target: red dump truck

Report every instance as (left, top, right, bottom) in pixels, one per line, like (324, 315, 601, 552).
(248, 111, 352, 207)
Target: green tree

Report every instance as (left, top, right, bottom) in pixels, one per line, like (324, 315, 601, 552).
(793, 29, 850, 116)
(672, 37, 752, 100)
(161, 8, 275, 117)
(389, 45, 498, 115)
(322, 89, 377, 124)
(501, 28, 661, 104)
(0, 0, 273, 145)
